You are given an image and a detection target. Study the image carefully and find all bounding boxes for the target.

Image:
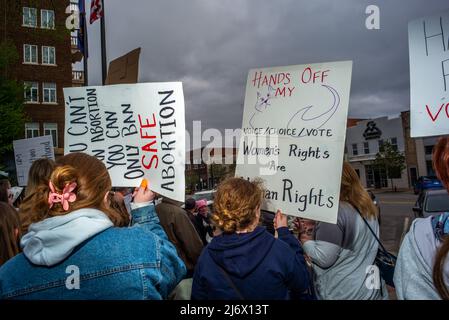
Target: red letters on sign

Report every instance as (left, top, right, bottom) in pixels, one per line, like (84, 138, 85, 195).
(138, 113, 159, 169)
(425, 103, 449, 122)
(301, 67, 330, 84)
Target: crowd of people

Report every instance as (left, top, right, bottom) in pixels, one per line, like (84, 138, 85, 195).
(0, 138, 448, 300)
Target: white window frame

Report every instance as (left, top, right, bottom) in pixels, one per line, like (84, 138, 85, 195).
(23, 44, 38, 64)
(378, 139, 384, 152)
(24, 81, 39, 103)
(22, 7, 37, 27)
(44, 123, 58, 147)
(42, 46, 56, 65)
(41, 9, 55, 29)
(352, 143, 358, 156)
(363, 142, 370, 154)
(42, 82, 57, 104)
(25, 123, 40, 138)
(390, 137, 398, 151)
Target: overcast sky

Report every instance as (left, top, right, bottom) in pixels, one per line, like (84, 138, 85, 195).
(81, 0, 449, 138)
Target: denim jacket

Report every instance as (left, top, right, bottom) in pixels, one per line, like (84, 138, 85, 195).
(0, 204, 186, 299)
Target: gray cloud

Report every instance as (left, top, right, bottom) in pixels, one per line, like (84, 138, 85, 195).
(84, 0, 449, 137)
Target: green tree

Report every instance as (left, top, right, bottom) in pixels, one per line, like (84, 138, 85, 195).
(186, 172, 200, 194)
(373, 141, 406, 191)
(0, 40, 27, 155)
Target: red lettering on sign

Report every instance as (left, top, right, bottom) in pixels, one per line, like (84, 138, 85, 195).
(426, 104, 445, 122)
(139, 113, 159, 169)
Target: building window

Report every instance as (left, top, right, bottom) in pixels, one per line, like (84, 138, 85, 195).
(352, 144, 358, 156)
(25, 123, 39, 138)
(41, 10, 55, 29)
(390, 137, 398, 151)
(24, 81, 39, 103)
(364, 142, 370, 154)
(23, 7, 37, 27)
(378, 139, 384, 152)
(23, 44, 38, 63)
(365, 165, 388, 189)
(42, 46, 56, 65)
(426, 160, 435, 176)
(43, 83, 57, 103)
(44, 123, 58, 147)
(425, 145, 434, 155)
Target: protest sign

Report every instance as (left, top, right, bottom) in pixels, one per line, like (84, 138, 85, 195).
(409, 10, 449, 137)
(105, 48, 141, 85)
(13, 135, 55, 186)
(64, 82, 185, 202)
(235, 61, 352, 224)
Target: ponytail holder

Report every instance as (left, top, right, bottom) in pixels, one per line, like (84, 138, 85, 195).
(48, 181, 77, 211)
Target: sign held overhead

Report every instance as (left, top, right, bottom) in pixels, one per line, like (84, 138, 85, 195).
(409, 10, 449, 137)
(64, 82, 186, 202)
(235, 61, 353, 224)
(13, 135, 55, 186)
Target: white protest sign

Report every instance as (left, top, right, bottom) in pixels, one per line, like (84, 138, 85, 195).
(64, 82, 185, 202)
(13, 135, 55, 186)
(235, 61, 352, 224)
(409, 10, 449, 137)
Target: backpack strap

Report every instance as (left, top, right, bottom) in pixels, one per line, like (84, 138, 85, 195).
(217, 265, 245, 300)
(355, 207, 389, 254)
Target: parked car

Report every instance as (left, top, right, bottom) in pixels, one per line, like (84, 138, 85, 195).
(413, 189, 449, 218)
(413, 176, 443, 194)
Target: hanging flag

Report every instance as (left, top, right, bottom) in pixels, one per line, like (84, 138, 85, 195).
(77, 0, 88, 58)
(90, 0, 104, 24)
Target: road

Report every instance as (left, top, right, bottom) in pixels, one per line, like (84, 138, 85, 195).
(375, 190, 418, 255)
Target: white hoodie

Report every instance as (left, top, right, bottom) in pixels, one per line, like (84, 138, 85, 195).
(394, 216, 449, 300)
(21, 208, 113, 267)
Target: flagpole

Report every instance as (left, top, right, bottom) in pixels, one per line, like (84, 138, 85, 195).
(82, 10, 89, 86)
(100, 0, 107, 85)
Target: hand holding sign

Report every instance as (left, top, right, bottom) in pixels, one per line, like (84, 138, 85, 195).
(273, 209, 288, 229)
(133, 179, 155, 203)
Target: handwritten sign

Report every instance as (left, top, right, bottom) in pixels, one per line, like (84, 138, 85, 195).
(64, 82, 185, 202)
(409, 10, 449, 137)
(13, 135, 55, 186)
(235, 61, 352, 224)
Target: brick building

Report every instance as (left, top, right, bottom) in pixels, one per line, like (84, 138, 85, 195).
(0, 0, 76, 155)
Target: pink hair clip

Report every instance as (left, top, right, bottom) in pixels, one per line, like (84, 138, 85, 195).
(48, 181, 77, 211)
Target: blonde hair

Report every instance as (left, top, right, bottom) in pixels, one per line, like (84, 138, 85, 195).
(25, 158, 55, 197)
(212, 177, 263, 234)
(20, 153, 126, 233)
(0, 202, 21, 266)
(340, 162, 378, 220)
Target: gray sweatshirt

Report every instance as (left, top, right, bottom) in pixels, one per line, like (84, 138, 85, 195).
(303, 201, 388, 300)
(394, 216, 449, 300)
